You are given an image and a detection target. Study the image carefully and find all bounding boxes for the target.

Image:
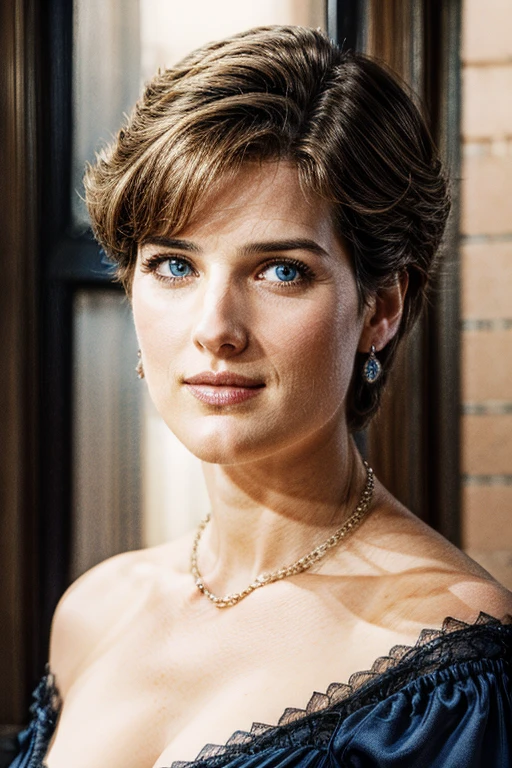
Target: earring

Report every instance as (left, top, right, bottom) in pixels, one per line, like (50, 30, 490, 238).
(362, 345, 382, 384)
(136, 349, 145, 379)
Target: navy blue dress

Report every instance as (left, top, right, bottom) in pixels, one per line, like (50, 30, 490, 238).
(9, 614, 512, 768)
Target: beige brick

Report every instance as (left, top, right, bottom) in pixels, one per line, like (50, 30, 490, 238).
(462, 329, 512, 401)
(462, 414, 512, 474)
(463, 0, 512, 63)
(461, 154, 512, 235)
(464, 549, 512, 590)
(463, 65, 512, 139)
(462, 241, 512, 318)
(463, 485, 512, 549)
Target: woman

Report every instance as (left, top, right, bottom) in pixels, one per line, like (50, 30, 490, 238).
(12, 25, 512, 768)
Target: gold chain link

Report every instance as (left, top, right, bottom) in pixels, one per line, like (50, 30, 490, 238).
(191, 460, 375, 608)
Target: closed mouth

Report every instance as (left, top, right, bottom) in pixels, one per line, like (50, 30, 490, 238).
(183, 372, 265, 388)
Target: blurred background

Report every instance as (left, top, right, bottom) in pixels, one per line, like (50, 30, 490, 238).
(1, 0, 510, 754)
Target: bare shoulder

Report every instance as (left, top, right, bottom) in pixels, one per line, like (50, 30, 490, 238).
(48, 539, 189, 697)
(49, 549, 147, 696)
(358, 484, 512, 635)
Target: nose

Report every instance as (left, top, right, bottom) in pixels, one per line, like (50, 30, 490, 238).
(192, 275, 249, 358)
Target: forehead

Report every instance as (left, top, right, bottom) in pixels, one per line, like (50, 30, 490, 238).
(169, 161, 336, 245)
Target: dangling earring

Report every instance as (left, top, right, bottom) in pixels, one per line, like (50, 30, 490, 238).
(362, 345, 382, 384)
(136, 349, 145, 379)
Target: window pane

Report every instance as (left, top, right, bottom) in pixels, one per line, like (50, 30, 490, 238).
(72, 289, 142, 578)
(72, 0, 141, 229)
(140, 0, 326, 80)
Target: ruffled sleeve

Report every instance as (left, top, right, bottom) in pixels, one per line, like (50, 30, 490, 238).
(8, 670, 60, 768)
(329, 657, 512, 767)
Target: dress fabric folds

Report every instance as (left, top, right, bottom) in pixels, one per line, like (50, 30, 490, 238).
(9, 614, 512, 768)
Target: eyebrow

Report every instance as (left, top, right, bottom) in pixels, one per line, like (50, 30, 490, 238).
(142, 236, 330, 259)
(141, 236, 200, 253)
(241, 239, 330, 259)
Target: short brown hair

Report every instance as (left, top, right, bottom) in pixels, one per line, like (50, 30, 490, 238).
(85, 25, 450, 431)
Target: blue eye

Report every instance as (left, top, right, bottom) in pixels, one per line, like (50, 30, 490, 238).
(266, 263, 300, 282)
(168, 258, 192, 278)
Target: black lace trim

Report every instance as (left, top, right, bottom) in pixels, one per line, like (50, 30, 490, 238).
(27, 666, 61, 768)
(169, 612, 512, 768)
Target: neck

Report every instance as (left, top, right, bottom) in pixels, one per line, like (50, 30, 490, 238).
(196, 423, 369, 597)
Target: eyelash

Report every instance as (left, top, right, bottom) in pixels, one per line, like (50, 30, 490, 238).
(140, 254, 315, 287)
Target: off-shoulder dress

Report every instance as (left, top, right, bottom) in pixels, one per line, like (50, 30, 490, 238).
(8, 614, 512, 768)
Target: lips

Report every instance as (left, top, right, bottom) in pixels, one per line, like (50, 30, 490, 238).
(184, 371, 264, 388)
(183, 371, 265, 406)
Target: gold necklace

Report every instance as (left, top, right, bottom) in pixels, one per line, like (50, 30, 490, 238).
(191, 460, 375, 608)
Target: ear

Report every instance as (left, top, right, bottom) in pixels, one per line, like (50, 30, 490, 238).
(358, 271, 409, 353)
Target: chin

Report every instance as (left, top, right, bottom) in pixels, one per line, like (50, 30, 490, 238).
(164, 414, 288, 466)
(163, 422, 239, 466)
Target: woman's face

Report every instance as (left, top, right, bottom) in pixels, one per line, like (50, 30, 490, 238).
(132, 162, 368, 464)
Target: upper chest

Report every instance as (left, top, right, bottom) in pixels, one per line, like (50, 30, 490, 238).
(45, 576, 422, 768)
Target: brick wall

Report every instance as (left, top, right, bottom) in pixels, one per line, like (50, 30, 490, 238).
(461, 0, 512, 588)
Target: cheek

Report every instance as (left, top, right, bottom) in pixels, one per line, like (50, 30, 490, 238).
(131, 281, 188, 378)
(133, 279, 176, 337)
(260, 291, 362, 397)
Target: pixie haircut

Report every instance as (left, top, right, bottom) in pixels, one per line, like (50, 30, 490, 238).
(85, 25, 450, 431)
